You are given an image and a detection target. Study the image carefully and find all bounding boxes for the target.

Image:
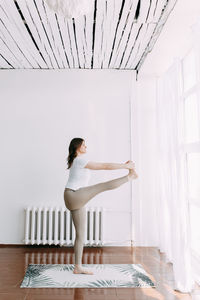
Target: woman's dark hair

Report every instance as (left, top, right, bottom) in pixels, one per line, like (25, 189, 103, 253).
(66, 137, 84, 169)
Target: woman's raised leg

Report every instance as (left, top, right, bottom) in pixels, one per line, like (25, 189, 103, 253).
(66, 170, 136, 211)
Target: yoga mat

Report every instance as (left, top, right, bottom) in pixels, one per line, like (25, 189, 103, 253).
(20, 264, 156, 288)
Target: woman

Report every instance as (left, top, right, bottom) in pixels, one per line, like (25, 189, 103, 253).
(63, 137, 138, 275)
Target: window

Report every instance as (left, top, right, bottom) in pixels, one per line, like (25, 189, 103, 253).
(181, 47, 200, 283)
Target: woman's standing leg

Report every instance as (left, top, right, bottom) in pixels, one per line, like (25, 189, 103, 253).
(71, 206, 94, 274)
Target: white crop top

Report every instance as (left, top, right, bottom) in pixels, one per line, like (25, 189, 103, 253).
(65, 154, 91, 190)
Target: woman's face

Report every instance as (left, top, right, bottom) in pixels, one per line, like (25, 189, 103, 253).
(78, 140, 87, 154)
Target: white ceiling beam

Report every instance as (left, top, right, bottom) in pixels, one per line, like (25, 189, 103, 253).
(0, 37, 22, 68)
(0, 18, 30, 68)
(127, 23, 156, 69)
(110, 1, 136, 68)
(32, 0, 64, 68)
(90, 0, 103, 68)
(1, 1, 44, 68)
(84, 0, 95, 68)
(102, 0, 121, 68)
(137, 0, 153, 23)
(146, 0, 161, 23)
(70, 17, 86, 68)
(119, 22, 143, 69)
(38, 1, 68, 68)
(2, 0, 48, 68)
(109, 0, 137, 68)
(15, 0, 52, 68)
(63, 18, 80, 68)
(22, 0, 59, 68)
(56, 15, 74, 68)
(153, 0, 168, 23)
(122, 23, 147, 69)
(0, 53, 13, 68)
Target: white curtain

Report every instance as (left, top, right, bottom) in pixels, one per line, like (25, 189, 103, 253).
(155, 58, 196, 293)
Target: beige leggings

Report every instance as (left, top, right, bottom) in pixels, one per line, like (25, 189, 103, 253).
(63, 174, 129, 265)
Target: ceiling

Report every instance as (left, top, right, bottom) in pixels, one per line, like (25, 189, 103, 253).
(0, 0, 178, 75)
(139, 0, 200, 77)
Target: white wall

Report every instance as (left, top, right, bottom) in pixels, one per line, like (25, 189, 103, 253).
(0, 69, 136, 245)
(131, 75, 159, 246)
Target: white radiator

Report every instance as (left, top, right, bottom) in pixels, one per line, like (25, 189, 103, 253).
(23, 206, 104, 246)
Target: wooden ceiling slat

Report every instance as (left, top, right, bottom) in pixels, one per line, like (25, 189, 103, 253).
(2, 0, 46, 68)
(0, 53, 13, 68)
(107, 0, 127, 68)
(78, 16, 88, 68)
(2, 1, 44, 68)
(0, 18, 31, 68)
(145, 0, 160, 23)
(23, 0, 60, 68)
(129, 23, 156, 69)
(15, 0, 52, 68)
(138, 0, 153, 23)
(42, 14, 65, 68)
(119, 23, 142, 69)
(153, 0, 168, 23)
(82, 16, 89, 68)
(111, 0, 139, 68)
(80, 16, 89, 68)
(56, 15, 74, 68)
(72, 19, 82, 68)
(0, 30, 21, 69)
(160, 0, 178, 22)
(96, 0, 107, 68)
(102, 0, 121, 68)
(99, 1, 107, 68)
(108, 0, 135, 68)
(126, 23, 150, 69)
(91, 0, 104, 68)
(71, 17, 87, 68)
(54, 14, 70, 68)
(84, 1, 95, 68)
(33, 0, 63, 68)
(65, 20, 76, 68)
(126, 24, 147, 68)
(64, 18, 81, 68)
(123, 23, 144, 69)
(114, 19, 138, 69)
(101, 0, 112, 68)
(0, 37, 21, 68)
(90, 0, 97, 68)
(40, 0, 70, 68)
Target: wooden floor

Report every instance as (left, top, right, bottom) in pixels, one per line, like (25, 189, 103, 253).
(0, 245, 199, 300)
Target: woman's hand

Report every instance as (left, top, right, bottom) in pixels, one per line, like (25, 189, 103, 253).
(125, 160, 135, 169)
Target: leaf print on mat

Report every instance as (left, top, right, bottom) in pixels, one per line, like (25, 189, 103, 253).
(111, 264, 155, 287)
(86, 279, 114, 288)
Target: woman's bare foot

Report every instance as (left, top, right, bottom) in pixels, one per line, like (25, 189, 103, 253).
(125, 160, 135, 169)
(73, 265, 94, 275)
(128, 168, 138, 180)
